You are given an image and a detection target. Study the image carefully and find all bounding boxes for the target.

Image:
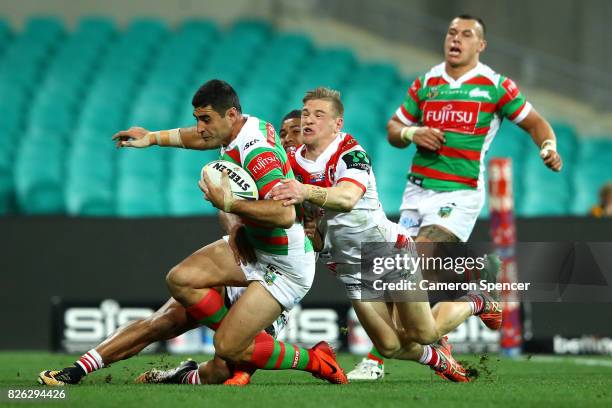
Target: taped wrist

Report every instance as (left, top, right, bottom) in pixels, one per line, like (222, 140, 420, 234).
(400, 126, 418, 143)
(539, 139, 557, 157)
(306, 185, 328, 207)
(147, 129, 185, 147)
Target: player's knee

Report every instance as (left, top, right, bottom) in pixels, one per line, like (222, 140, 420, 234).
(375, 339, 402, 358)
(409, 327, 439, 345)
(213, 333, 243, 362)
(166, 263, 202, 296)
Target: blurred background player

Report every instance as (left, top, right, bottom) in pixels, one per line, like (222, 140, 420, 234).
(590, 182, 612, 217)
(346, 14, 562, 380)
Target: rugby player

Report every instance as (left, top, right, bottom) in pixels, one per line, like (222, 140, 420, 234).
(38, 80, 347, 386)
(270, 87, 497, 382)
(346, 14, 563, 380)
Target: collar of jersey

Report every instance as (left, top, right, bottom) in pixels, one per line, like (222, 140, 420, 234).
(296, 132, 344, 170)
(441, 62, 484, 89)
(225, 114, 254, 150)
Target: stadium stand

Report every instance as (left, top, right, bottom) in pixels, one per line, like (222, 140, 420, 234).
(0, 16, 609, 217)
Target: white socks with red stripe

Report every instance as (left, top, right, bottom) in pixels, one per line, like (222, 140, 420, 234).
(184, 370, 201, 384)
(462, 292, 485, 315)
(418, 345, 441, 367)
(76, 349, 105, 375)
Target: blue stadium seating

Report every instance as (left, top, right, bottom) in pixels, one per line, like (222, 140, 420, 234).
(0, 16, 609, 218)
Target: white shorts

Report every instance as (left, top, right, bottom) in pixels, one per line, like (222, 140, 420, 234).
(223, 236, 316, 311)
(325, 222, 415, 300)
(398, 181, 485, 242)
(224, 286, 289, 338)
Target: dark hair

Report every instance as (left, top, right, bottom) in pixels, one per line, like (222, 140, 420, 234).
(281, 109, 302, 124)
(455, 14, 486, 37)
(191, 79, 242, 115)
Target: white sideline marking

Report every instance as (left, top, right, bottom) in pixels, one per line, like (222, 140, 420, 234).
(529, 355, 612, 368)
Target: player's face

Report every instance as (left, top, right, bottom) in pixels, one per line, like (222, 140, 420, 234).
(280, 118, 303, 151)
(444, 18, 486, 68)
(301, 100, 343, 145)
(193, 105, 236, 147)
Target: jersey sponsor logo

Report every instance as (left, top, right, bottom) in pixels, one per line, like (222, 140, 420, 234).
(468, 87, 491, 100)
(211, 162, 251, 192)
(247, 152, 282, 180)
(422, 100, 481, 134)
(502, 78, 519, 99)
(427, 86, 439, 99)
(264, 264, 282, 285)
(341, 150, 371, 173)
(243, 139, 257, 150)
(266, 122, 276, 146)
(308, 171, 326, 183)
(438, 205, 454, 218)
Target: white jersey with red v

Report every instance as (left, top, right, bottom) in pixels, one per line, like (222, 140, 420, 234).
(289, 133, 401, 264)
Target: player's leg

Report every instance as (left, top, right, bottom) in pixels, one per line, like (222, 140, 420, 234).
(165, 239, 247, 331)
(409, 179, 503, 333)
(97, 297, 200, 362)
(350, 300, 470, 382)
(38, 297, 202, 386)
(212, 281, 346, 383)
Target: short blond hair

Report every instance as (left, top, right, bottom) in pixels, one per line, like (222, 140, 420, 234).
(303, 87, 344, 117)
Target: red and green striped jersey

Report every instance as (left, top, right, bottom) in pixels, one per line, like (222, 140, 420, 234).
(220, 115, 313, 256)
(395, 62, 532, 191)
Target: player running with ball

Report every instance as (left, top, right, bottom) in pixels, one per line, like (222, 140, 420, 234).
(38, 80, 347, 386)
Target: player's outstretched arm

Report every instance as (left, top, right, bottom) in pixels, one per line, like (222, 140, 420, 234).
(200, 171, 295, 229)
(518, 109, 563, 172)
(112, 126, 215, 150)
(270, 179, 364, 213)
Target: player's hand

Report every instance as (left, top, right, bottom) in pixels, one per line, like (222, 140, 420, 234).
(228, 224, 257, 265)
(412, 127, 446, 151)
(304, 214, 324, 252)
(270, 179, 308, 207)
(541, 149, 563, 172)
(112, 127, 151, 148)
(199, 169, 235, 212)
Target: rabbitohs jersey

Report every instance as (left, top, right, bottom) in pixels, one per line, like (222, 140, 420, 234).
(395, 62, 532, 191)
(220, 115, 313, 256)
(290, 133, 400, 264)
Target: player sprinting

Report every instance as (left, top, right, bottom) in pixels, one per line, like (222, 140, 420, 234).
(348, 14, 563, 380)
(38, 80, 347, 386)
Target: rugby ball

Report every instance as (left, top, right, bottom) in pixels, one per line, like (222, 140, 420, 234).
(201, 160, 258, 200)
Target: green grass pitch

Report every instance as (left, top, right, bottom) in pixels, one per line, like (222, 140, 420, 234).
(1, 352, 611, 407)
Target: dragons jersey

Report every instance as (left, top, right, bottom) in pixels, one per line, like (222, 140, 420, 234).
(395, 62, 532, 191)
(220, 115, 313, 256)
(289, 133, 403, 264)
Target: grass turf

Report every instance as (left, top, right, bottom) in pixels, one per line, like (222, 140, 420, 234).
(1, 352, 611, 407)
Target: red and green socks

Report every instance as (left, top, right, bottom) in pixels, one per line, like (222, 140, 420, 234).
(366, 347, 384, 367)
(185, 289, 228, 330)
(249, 332, 317, 372)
